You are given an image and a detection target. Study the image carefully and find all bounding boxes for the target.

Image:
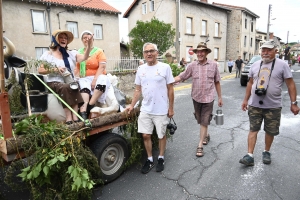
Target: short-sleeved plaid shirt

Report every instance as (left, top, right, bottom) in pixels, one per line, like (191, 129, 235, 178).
(179, 59, 221, 103)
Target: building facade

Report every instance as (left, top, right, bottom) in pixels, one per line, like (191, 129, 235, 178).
(3, 0, 121, 59)
(124, 0, 230, 66)
(212, 3, 259, 62)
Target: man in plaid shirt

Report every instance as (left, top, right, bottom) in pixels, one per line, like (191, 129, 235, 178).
(174, 42, 223, 157)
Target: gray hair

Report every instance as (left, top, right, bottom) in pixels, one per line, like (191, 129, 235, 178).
(143, 43, 158, 51)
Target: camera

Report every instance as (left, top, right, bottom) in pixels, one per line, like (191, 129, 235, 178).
(167, 118, 177, 135)
(255, 88, 266, 96)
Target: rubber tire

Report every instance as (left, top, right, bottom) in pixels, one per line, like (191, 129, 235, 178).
(90, 133, 129, 183)
(240, 76, 248, 86)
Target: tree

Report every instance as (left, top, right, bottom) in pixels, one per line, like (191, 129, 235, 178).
(128, 17, 176, 58)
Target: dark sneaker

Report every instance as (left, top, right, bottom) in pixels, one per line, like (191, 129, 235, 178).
(141, 159, 155, 174)
(262, 151, 271, 164)
(239, 154, 254, 166)
(156, 158, 164, 172)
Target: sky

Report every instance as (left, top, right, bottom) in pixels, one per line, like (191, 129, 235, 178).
(107, 0, 300, 44)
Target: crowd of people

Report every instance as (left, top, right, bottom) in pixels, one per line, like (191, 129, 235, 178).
(38, 30, 300, 173)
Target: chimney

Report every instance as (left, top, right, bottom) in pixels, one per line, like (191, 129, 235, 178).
(200, 0, 208, 3)
(269, 32, 274, 39)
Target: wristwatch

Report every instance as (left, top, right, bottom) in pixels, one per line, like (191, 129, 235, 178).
(291, 101, 298, 105)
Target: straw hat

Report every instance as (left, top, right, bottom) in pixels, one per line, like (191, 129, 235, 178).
(193, 42, 211, 54)
(51, 30, 74, 47)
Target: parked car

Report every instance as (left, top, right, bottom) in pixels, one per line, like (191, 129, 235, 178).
(240, 55, 262, 86)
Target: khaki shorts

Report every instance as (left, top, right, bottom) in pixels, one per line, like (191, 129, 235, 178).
(192, 99, 214, 126)
(248, 106, 281, 136)
(138, 112, 169, 139)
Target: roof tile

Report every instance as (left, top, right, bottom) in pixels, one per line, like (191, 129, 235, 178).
(41, 0, 121, 14)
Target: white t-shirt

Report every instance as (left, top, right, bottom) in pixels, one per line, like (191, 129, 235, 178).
(248, 58, 292, 108)
(39, 50, 77, 83)
(135, 62, 175, 115)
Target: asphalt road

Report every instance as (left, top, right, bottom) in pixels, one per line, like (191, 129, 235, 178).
(1, 65, 300, 200)
(93, 64, 300, 200)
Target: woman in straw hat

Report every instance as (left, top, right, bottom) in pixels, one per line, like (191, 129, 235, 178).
(38, 30, 93, 124)
(74, 30, 109, 120)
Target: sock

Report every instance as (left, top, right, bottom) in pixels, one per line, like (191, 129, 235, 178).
(158, 156, 164, 160)
(264, 150, 269, 153)
(247, 153, 253, 157)
(148, 157, 153, 162)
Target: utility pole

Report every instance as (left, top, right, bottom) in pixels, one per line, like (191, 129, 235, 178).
(266, 4, 271, 41)
(175, 0, 180, 62)
(287, 31, 289, 44)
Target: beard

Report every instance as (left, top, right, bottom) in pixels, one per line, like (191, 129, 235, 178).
(262, 57, 274, 63)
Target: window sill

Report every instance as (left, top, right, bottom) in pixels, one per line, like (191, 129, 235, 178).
(32, 32, 49, 35)
(213, 36, 222, 39)
(185, 33, 195, 36)
(200, 35, 208, 37)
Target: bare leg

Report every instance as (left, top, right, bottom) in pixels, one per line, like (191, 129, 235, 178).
(158, 135, 167, 156)
(142, 134, 152, 157)
(198, 125, 208, 147)
(264, 133, 274, 151)
(89, 90, 104, 105)
(248, 131, 259, 153)
(80, 93, 90, 112)
(64, 108, 72, 122)
(71, 104, 79, 121)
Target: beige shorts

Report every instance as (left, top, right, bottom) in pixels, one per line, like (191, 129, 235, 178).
(138, 112, 169, 139)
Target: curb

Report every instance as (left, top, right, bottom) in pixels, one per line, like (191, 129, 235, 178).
(174, 73, 235, 91)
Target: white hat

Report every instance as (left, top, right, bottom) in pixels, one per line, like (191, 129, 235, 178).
(80, 30, 93, 39)
(261, 41, 277, 49)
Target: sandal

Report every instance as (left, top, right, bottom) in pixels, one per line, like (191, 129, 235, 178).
(203, 134, 210, 145)
(65, 121, 73, 125)
(196, 147, 203, 157)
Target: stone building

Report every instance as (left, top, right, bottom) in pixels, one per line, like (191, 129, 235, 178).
(124, 0, 230, 66)
(3, 0, 121, 59)
(212, 3, 259, 62)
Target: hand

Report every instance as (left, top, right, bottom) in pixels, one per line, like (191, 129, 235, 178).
(291, 104, 299, 115)
(241, 100, 248, 111)
(87, 34, 94, 47)
(125, 105, 134, 114)
(218, 98, 223, 107)
(91, 78, 96, 90)
(167, 108, 174, 118)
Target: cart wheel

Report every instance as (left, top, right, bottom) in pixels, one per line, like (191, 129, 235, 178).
(90, 133, 129, 183)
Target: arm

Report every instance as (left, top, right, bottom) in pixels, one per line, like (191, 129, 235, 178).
(241, 77, 253, 111)
(167, 83, 174, 118)
(76, 35, 93, 63)
(285, 78, 299, 115)
(126, 85, 142, 114)
(214, 81, 223, 107)
(174, 76, 182, 83)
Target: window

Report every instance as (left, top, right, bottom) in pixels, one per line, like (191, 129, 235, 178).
(31, 10, 47, 33)
(36, 47, 48, 59)
(149, 0, 155, 12)
(142, 2, 147, 14)
(250, 38, 253, 47)
(202, 20, 207, 35)
(66, 21, 78, 38)
(244, 36, 247, 47)
(251, 21, 253, 32)
(214, 48, 219, 59)
(245, 18, 247, 29)
(186, 46, 193, 62)
(214, 23, 220, 37)
(94, 24, 103, 39)
(186, 17, 192, 34)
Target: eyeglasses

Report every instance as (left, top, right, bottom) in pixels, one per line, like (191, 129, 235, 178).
(143, 49, 157, 54)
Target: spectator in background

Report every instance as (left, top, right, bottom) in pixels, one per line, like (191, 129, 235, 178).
(298, 55, 300, 66)
(235, 56, 244, 78)
(214, 58, 220, 67)
(180, 57, 187, 67)
(227, 58, 234, 74)
(173, 59, 180, 67)
(284, 43, 291, 67)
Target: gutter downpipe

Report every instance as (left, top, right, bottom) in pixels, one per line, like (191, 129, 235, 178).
(46, 3, 52, 42)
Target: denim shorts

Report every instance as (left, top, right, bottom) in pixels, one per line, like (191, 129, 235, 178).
(248, 106, 281, 136)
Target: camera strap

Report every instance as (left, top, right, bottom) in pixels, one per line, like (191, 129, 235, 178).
(169, 117, 177, 125)
(255, 58, 276, 91)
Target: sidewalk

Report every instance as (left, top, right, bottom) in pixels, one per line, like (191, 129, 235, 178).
(174, 71, 235, 91)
